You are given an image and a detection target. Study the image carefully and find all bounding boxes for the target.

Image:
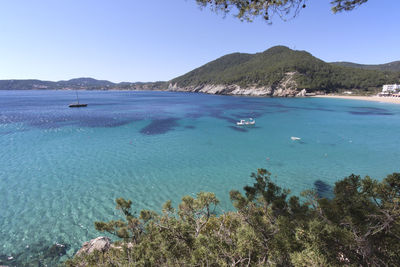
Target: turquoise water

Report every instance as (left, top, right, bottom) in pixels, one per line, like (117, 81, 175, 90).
(1, 90, 400, 264)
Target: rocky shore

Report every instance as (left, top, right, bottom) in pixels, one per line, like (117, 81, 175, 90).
(167, 83, 307, 97)
(168, 72, 308, 97)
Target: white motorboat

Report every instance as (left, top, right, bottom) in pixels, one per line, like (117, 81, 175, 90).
(291, 136, 301, 141)
(236, 118, 255, 126)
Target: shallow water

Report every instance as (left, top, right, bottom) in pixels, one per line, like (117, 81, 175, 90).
(1, 90, 400, 264)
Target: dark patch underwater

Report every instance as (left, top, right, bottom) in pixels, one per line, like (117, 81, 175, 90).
(314, 180, 334, 199)
(140, 118, 180, 135)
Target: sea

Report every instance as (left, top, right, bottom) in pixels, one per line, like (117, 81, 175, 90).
(1, 90, 400, 265)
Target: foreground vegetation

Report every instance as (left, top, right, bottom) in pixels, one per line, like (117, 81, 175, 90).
(196, 0, 368, 22)
(67, 169, 400, 266)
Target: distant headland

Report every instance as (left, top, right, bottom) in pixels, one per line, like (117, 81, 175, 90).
(0, 77, 166, 91)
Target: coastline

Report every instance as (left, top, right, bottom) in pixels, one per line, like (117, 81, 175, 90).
(312, 95, 400, 104)
(3, 89, 400, 104)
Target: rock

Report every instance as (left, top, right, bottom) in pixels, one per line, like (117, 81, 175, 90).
(296, 89, 307, 97)
(168, 72, 307, 97)
(110, 242, 134, 251)
(110, 244, 123, 251)
(76, 237, 111, 256)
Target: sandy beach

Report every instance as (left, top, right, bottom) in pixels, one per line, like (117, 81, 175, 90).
(313, 95, 400, 104)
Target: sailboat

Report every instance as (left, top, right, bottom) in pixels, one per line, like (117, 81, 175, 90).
(69, 90, 87, 108)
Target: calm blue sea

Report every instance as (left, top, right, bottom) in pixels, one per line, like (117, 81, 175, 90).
(1, 90, 400, 265)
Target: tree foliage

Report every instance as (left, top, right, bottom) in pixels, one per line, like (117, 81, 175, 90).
(67, 169, 400, 266)
(195, 0, 369, 22)
(331, 0, 369, 13)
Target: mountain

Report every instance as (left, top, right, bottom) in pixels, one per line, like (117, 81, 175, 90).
(170, 46, 400, 96)
(0, 78, 167, 91)
(57, 77, 115, 87)
(2, 47, 399, 96)
(331, 61, 400, 72)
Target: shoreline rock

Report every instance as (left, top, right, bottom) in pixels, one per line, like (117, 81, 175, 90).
(168, 83, 307, 97)
(76, 237, 111, 256)
(168, 72, 308, 97)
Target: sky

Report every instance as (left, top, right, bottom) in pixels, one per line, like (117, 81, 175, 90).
(0, 0, 399, 82)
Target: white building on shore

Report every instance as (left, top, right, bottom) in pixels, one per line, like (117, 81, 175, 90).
(382, 84, 400, 93)
(379, 84, 400, 96)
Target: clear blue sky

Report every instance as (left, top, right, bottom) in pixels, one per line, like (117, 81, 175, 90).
(0, 0, 399, 82)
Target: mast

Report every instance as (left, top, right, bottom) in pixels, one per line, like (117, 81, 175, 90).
(75, 90, 80, 104)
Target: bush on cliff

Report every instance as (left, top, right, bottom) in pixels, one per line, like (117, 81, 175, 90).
(66, 169, 400, 266)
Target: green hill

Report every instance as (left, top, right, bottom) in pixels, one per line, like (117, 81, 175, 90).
(331, 61, 400, 72)
(171, 46, 400, 93)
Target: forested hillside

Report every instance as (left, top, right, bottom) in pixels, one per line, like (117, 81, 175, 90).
(331, 60, 400, 72)
(171, 46, 400, 93)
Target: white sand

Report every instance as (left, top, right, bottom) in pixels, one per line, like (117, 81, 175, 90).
(312, 95, 400, 104)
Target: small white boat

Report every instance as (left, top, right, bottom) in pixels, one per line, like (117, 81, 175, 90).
(236, 118, 255, 126)
(291, 136, 301, 141)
